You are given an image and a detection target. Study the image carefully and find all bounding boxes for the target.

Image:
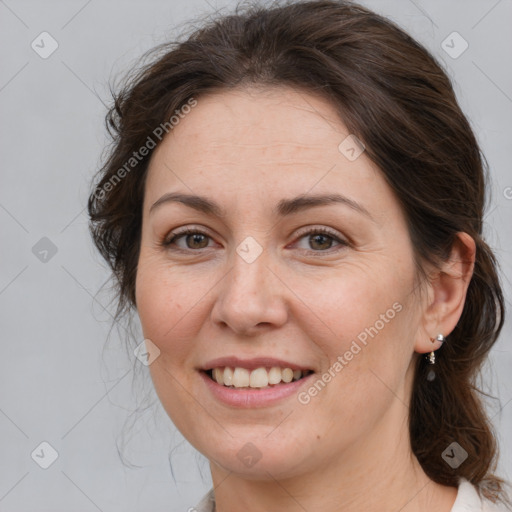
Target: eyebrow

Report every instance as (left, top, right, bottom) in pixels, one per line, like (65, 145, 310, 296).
(149, 191, 374, 220)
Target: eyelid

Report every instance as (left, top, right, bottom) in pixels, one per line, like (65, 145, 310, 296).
(163, 225, 217, 248)
(166, 224, 213, 239)
(292, 225, 345, 241)
(290, 226, 349, 252)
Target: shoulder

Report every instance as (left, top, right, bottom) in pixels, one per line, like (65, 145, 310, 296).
(191, 480, 512, 512)
(452, 478, 512, 512)
(192, 488, 215, 512)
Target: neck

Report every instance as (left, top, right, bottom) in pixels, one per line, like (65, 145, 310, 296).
(209, 393, 458, 512)
(210, 447, 457, 512)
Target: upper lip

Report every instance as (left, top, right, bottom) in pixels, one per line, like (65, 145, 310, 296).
(201, 356, 313, 372)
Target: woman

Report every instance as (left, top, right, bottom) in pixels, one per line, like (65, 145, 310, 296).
(87, 1, 511, 510)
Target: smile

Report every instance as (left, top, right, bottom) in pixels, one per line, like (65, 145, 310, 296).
(200, 357, 316, 407)
(207, 366, 313, 388)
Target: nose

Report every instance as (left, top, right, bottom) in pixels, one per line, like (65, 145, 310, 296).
(210, 247, 288, 337)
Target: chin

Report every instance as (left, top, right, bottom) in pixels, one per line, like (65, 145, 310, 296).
(197, 431, 315, 480)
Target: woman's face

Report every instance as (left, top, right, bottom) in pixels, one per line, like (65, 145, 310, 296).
(135, 86, 429, 479)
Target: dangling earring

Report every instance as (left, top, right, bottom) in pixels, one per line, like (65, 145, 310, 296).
(427, 334, 445, 365)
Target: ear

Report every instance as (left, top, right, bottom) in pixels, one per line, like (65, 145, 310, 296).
(414, 232, 476, 355)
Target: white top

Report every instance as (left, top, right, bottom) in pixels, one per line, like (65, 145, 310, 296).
(193, 478, 511, 512)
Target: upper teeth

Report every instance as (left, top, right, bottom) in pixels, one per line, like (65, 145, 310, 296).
(212, 367, 307, 388)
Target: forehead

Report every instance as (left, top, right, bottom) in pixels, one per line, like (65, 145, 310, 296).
(147, 87, 376, 183)
(142, 86, 402, 227)
(181, 86, 343, 143)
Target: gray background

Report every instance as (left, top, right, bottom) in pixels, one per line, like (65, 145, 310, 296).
(0, 0, 511, 511)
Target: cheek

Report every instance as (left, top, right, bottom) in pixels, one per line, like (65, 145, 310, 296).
(291, 263, 404, 348)
(305, 279, 415, 443)
(135, 263, 206, 428)
(135, 260, 203, 363)
(290, 258, 418, 408)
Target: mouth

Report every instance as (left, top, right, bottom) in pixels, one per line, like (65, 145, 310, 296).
(200, 358, 316, 407)
(204, 366, 314, 389)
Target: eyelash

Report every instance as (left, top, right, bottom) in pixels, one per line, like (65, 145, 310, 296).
(161, 226, 349, 255)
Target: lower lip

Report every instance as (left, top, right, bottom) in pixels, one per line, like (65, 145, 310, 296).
(200, 371, 314, 408)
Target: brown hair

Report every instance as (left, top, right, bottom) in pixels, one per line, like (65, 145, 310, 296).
(87, 0, 510, 505)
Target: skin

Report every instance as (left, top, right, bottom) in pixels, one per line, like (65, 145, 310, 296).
(135, 86, 475, 512)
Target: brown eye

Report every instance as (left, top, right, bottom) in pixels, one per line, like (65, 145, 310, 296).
(163, 229, 213, 251)
(184, 233, 210, 249)
(308, 233, 334, 251)
(294, 227, 348, 253)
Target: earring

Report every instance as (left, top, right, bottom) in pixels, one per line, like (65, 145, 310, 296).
(427, 334, 445, 365)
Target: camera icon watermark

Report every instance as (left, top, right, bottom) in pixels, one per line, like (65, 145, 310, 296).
(236, 236, 263, 264)
(338, 134, 365, 161)
(442, 441, 468, 468)
(441, 31, 468, 59)
(31, 441, 59, 469)
(237, 442, 262, 468)
(32, 237, 58, 263)
(503, 187, 512, 200)
(31, 31, 59, 59)
(134, 338, 161, 366)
